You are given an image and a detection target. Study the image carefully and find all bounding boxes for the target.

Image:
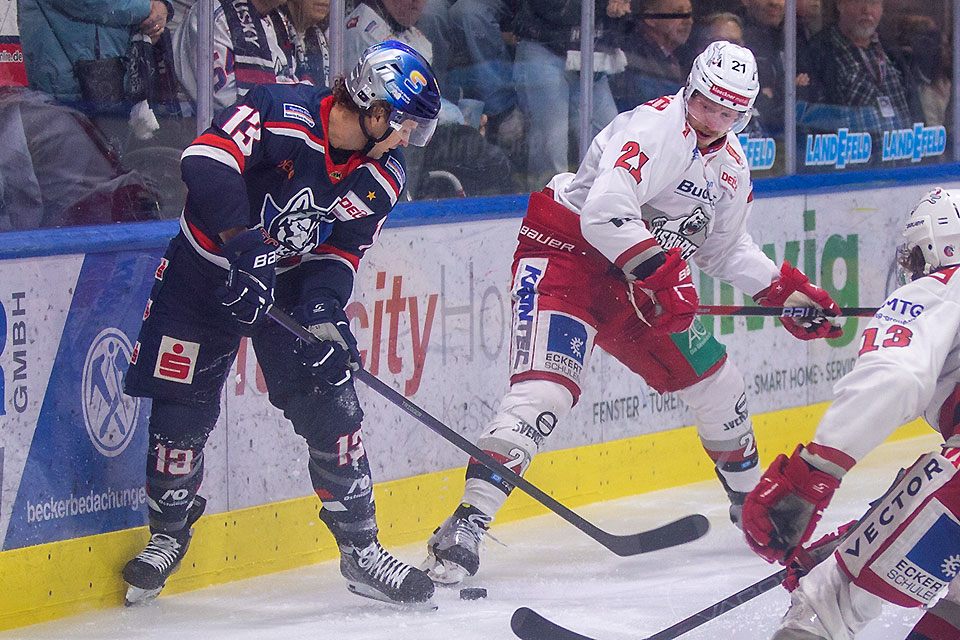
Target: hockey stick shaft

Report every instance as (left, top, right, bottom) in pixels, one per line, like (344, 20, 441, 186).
(697, 305, 878, 317)
(267, 307, 708, 557)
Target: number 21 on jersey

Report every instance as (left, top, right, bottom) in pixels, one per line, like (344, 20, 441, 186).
(614, 141, 649, 184)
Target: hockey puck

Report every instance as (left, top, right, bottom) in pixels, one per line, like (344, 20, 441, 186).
(459, 587, 487, 600)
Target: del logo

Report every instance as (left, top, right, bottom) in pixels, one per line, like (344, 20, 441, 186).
(154, 336, 200, 384)
(82, 328, 140, 457)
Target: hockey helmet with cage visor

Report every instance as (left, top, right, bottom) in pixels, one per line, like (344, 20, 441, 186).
(346, 40, 442, 147)
(684, 40, 759, 135)
(897, 188, 960, 283)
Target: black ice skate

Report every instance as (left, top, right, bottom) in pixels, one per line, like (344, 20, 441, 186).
(339, 538, 435, 605)
(423, 503, 491, 585)
(122, 496, 206, 606)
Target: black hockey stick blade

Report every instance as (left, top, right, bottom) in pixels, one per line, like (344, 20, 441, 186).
(510, 569, 788, 640)
(267, 307, 709, 557)
(512, 607, 598, 640)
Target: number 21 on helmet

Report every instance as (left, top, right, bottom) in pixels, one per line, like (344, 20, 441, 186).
(684, 40, 760, 135)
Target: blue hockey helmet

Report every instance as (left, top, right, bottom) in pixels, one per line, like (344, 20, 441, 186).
(345, 40, 442, 147)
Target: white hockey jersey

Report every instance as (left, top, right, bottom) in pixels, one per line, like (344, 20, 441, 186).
(551, 92, 780, 296)
(813, 266, 960, 462)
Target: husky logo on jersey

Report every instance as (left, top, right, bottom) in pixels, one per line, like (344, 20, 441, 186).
(82, 328, 140, 457)
(649, 207, 711, 259)
(261, 187, 336, 257)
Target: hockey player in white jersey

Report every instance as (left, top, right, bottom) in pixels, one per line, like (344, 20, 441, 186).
(422, 40, 843, 585)
(742, 187, 960, 640)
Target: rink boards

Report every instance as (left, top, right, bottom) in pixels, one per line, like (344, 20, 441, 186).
(0, 176, 955, 628)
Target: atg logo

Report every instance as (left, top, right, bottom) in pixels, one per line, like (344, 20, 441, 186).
(82, 328, 140, 457)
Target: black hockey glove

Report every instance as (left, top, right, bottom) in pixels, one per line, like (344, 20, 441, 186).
(294, 297, 361, 388)
(216, 229, 279, 327)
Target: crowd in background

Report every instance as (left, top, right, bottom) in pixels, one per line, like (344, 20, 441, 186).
(0, 0, 954, 231)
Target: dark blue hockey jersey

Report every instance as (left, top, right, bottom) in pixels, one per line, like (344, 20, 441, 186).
(178, 82, 405, 299)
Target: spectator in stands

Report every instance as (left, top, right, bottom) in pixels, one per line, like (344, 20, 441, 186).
(342, 0, 523, 200)
(425, 0, 525, 150)
(173, 0, 301, 111)
(610, 0, 693, 112)
(796, 0, 823, 48)
(675, 10, 742, 73)
(802, 0, 922, 136)
(287, 0, 331, 87)
(17, 0, 172, 107)
(513, 0, 630, 190)
(737, 0, 786, 136)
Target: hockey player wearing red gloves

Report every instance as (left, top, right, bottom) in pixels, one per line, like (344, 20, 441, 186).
(742, 188, 960, 640)
(120, 41, 441, 606)
(422, 40, 842, 585)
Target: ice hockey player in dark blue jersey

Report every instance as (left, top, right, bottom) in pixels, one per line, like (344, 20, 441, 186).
(121, 40, 441, 606)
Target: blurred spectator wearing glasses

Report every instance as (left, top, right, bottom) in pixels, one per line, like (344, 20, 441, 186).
(801, 0, 922, 137)
(174, 0, 302, 112)
(610, 0, 693, 112)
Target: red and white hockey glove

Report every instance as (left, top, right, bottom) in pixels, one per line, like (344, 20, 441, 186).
(628, 247, 699, 335)
(782, 520, 856, 592)
(742, 444, 842, 565)
(753, 262, 843, 341)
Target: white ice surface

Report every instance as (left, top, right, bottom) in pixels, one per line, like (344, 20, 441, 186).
(3, 433, 942, 640)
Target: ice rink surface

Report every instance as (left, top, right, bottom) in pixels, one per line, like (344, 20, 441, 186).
(3, 433, 942, 640)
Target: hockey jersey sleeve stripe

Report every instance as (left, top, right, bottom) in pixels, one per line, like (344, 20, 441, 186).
(802, 442, 856, 477)
(265, 121, 326, 154)
(183, 133, 245, 172)
(180, 215, 230, 269)
(364, 162, 400, 204)
(313, 243, 361, 271)
(614, 237, 662, 274)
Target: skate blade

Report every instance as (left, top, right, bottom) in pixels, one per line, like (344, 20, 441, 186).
(345, 583, 438, 610)
(422, 557, 469, 585)
(124, 585, 163, 606)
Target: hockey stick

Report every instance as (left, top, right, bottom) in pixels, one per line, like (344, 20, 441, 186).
(697, 305, 878, 317)
(510, 529, 848, 640)
(266, 307, 710, 557)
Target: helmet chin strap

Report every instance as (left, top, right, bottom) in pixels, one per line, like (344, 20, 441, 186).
(359, 108, 393, 150)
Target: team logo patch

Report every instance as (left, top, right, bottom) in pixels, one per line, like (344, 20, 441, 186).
(906, 514, 960, 582)
(82, 328, 140, 457)
(153, 336, 200, 384)
(538, 312, 591, 382)
(283, 103, 315, 128)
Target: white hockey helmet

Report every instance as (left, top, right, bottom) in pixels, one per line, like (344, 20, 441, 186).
(897, 188, 960, 282)
(684, 41, 759, 134)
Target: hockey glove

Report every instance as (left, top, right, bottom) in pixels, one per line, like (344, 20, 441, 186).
(294, 297, 361, 388)
(753, 262, 843, 341)
(628, 247, 699, 335)
(782, 520, 855, 592)
(216, 228, 278, 326)
(741, 444, 842, 565)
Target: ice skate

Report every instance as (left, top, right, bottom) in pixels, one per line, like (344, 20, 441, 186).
(423, 503, 491, 585)
(122, 496, 206, 605)
(339, 538, 435, 606)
